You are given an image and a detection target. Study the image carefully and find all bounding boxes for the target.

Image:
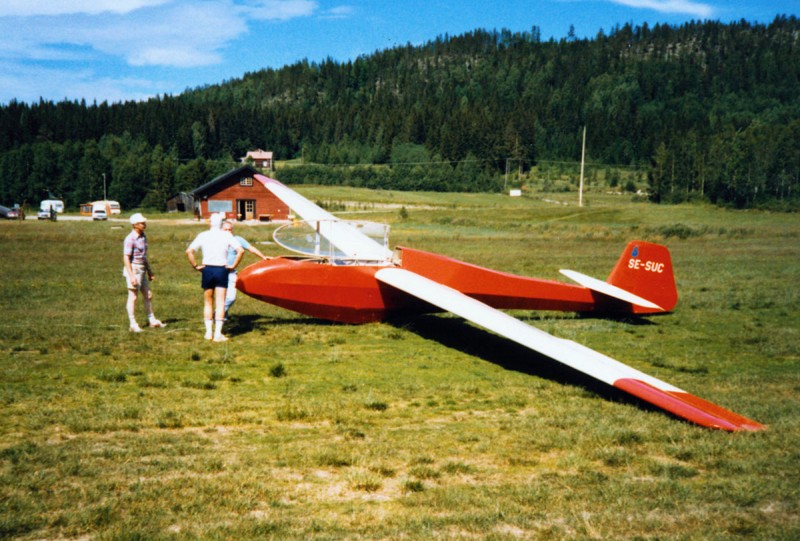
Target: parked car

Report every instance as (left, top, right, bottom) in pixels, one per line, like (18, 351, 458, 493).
(38, 208, 56, 220)
(0, 205, 21, 219)
(92, 208, 108, 220)
(39, 199, 64, 213)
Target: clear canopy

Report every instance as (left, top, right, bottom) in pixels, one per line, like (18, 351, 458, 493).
(273, 220, 391, 262)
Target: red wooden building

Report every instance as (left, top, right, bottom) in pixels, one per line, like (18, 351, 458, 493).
(191, 166, 289, 221)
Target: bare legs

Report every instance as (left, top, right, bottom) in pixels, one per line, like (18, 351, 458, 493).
(127, 289, 140, 331)
(127, 285, 161, 331)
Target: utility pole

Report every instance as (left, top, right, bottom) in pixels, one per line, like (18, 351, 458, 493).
(579, 126, 586, 207)
(103, 173, 107, 201)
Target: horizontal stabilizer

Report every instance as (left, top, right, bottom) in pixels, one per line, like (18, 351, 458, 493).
(559, 269, 663, 310)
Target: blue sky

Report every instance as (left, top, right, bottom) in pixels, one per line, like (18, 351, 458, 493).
(0, 0, 795, 105)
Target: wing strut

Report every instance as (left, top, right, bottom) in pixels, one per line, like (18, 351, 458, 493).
(376, 268, 764, 431)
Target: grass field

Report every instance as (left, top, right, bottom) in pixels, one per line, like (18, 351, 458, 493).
(1, 189, 799, 539)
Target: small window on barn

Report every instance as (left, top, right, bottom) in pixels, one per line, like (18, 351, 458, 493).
(240, 177, 253, 187)
(208, 200, 233, 213)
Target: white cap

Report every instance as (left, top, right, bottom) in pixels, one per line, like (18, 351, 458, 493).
(210, 212, 224, 228)
(130, 213, 147, 225)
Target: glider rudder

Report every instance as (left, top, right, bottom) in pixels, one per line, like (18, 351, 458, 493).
(607, 241, 678, 314)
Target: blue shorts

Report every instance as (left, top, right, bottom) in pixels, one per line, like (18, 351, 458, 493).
(201, 266, 230, 289)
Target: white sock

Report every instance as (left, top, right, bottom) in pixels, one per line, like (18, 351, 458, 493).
(127, 292, 137, 324)
(205, 320, 213, 335)
(214, 319, 224, 337)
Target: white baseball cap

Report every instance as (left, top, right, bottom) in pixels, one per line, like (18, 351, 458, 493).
(130, 213, 147, 225)
(210, 212, 224, 228)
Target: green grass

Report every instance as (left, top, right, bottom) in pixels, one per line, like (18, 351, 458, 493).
(1, 190, 799, 539)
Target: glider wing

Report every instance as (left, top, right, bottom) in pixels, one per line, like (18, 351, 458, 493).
(375, 267, 764, 431)
(254, 174, 393, 262)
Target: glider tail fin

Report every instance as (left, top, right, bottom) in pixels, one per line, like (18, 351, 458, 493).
(606, 241, 678, 314)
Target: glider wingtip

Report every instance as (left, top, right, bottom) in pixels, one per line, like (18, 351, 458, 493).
(737, 421, 768, 432)
(614, 378, 765, 432)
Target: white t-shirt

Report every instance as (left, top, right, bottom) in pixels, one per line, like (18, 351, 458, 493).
(188, 229, 242, 266)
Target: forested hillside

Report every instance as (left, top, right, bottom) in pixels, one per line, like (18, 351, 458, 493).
(0, 16, 798, 210)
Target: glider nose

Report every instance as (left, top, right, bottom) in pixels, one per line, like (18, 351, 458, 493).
(235, 258, 277, 296)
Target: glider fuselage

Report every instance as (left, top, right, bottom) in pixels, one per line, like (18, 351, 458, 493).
(236, 246, 604, 323)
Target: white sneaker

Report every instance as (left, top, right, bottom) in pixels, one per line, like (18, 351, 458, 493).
(130, 323, 142, 333)
(149, 318, 165, 328)
(204, 332, 213, 340)
(213, 334, 228, 342)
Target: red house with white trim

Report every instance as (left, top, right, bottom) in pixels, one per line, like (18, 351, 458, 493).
(191, 166, 289, 221)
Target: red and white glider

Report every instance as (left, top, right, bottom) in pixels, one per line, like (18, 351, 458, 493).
(237, 175, 764, 432)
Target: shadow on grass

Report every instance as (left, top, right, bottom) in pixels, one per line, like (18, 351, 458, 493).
(389, 313, 671, 419)
(223, 310, 678, 422)
(223, 313, 339, 335)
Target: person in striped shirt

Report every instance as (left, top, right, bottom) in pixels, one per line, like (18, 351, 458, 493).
(123, 213, 165, 333)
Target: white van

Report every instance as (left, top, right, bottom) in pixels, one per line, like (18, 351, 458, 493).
(40, 199, 64, 213)
(92, 201, 109, 220)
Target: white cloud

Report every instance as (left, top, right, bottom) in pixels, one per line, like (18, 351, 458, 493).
(321, 5, 355, 20)
(609, 0, 714, 18)
(0, 60, 161, 103)
(0, 0, 170, 17)
(0, 0, 324, 101)
(129, 48, 223, 68)
(0, 1, 320, 69)
(241, 0, 318, 21)
(88, 3, 248, 68)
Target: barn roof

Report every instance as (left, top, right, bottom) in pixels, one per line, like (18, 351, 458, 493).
(190, 165, 259, 196)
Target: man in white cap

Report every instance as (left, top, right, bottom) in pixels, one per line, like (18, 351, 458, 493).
(186, 213, 244, 341)
(123, 213, 165, 332)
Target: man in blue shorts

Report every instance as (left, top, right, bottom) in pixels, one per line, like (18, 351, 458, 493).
(186, 213, 244, 341)
(221, 219, 268, 319)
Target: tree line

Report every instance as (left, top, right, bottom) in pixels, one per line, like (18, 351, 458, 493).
(0, 16, 797, 210)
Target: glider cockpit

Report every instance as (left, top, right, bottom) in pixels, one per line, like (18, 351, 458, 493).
(273, 219, 394, 266)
